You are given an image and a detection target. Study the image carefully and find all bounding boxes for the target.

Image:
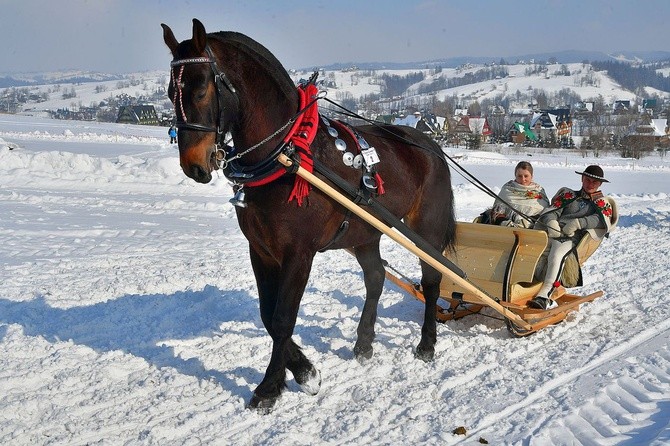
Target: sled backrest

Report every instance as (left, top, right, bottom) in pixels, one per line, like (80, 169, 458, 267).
(575, 232, 602, 265)
(441, 222, 548, 301)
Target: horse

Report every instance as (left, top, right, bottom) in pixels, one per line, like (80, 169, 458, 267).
(161, 18, 456, 411)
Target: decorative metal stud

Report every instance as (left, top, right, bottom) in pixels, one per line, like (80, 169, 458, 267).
(352, 154, 363, 169)
(342, 152, 354, 166)
(328, 126, 338, 137)
(335, 138, 347, 152)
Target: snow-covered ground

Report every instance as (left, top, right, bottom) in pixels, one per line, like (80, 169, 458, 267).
(1, 114, 669, 445)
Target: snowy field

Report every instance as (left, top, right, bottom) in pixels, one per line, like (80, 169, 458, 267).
(1, 114, 669, 445)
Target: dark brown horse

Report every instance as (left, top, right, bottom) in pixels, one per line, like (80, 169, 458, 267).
(162, 19, 456, 411)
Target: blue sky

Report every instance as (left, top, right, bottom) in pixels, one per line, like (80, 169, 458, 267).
(1, 0, 668, 74)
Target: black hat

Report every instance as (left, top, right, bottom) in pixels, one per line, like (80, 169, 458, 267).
(575, 165, 609, 183)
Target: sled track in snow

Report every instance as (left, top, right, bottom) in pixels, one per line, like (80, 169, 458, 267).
(460, 318, 670, 445)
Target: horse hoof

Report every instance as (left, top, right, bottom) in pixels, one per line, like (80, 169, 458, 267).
(415, 345, 435, 362)
(246, 393, 278, 414)
(354, 346, 374, 362)
(296, 366, 321, 396)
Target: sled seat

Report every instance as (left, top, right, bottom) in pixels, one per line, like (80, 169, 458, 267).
(440, 222, 549, 305)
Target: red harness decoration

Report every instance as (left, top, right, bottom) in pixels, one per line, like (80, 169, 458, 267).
(244, 83, 319, 206)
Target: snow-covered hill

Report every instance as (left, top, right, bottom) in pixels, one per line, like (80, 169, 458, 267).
(293, 61, 642, 110)
(5, 57, 669, 121)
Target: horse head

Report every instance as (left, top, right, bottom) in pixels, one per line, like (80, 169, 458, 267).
(161, 19, 300, 184)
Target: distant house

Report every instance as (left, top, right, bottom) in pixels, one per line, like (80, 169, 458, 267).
(452, 115, 492, 143)
(392, 111, 444, 136)
(530, 108, 572, 141)
(613, 100, 631, 114)
(510, 108, 533, 117)
(651, 119, 669, 139)
(642, 99, 657, 111)
(490, 105, 506, 116)
(116, 105, 159, 125)
(574, 101, 594, 114)
(508, 121, 538, 144)
(392, 112, 421, 128)
(624, 118, 669, 150)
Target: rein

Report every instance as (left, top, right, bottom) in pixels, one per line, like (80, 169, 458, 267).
(222, 82, 322, 206)
(320, 97, 541, 225)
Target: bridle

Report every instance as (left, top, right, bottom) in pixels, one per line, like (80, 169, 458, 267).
(170, 45, 324, 186)
(169, 45, 237, 152)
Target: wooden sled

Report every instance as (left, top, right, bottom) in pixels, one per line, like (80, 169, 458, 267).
(385, 222, 604, 336)
(277, 154, 603, 336)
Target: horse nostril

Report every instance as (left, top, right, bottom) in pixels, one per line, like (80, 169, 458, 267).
(191, 164, 210, 183)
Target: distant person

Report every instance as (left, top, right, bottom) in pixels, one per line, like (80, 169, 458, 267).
(529, 165, 617, 310)
(168, 125, 177, 144)
(481, 161, 549, 227)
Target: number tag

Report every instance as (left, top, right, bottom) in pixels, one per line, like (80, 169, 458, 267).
(361, 147, 380, 166)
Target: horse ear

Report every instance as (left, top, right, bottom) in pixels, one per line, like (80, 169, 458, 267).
(161, 23, 179, 55)
(192, 18, 207, 53)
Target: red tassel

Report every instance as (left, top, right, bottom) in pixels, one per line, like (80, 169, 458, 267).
(288, 177, 310, 206)
(374, 173, 385, 195)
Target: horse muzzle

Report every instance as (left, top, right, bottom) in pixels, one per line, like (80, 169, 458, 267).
(179, 141, 217, 183)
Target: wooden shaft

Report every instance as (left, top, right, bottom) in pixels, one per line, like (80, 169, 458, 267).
(277, 154, 532, 330)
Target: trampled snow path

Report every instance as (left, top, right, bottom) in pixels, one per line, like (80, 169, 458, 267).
(1, 117, 669, 445)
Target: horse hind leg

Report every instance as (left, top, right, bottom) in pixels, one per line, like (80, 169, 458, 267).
(415, 262, 441, 362)
(406, 192, 455, 362)
(352, 240, 385, 361)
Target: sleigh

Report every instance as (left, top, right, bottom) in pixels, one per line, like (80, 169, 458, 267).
(383, 222, 604, 336)
(278, 154, 605, 336)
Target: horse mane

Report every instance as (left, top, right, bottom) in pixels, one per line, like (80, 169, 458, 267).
(209, 31, 297, 100)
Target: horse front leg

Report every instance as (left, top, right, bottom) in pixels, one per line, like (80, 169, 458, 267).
(247, 246, 320, 412)
(415, 261, 441, 362)
(353, 241, 385, 361)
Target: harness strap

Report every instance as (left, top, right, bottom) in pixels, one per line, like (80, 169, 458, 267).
(312, 158, 467, 278)
(229, 83, 320, 206)
(318, 210, 352, 252)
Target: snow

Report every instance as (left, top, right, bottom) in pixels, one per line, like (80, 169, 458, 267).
(1, 113, 669, 445)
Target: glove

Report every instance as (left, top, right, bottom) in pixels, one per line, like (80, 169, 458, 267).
(562, 219, 581, 237)
(545, 219, 562, 238)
